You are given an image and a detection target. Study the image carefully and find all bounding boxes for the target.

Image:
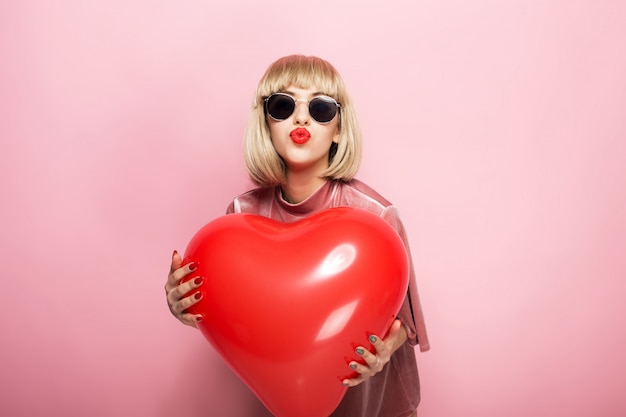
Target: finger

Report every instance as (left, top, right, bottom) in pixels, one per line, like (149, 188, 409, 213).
(367, 333, 390, 357)
(179, 312, 202, 328)
(170, 292, 202, 321)
(169, 290, 203, 315)
(386, 319, 402, 341)
(347, 359, 370, 376)
(371, 319, 402, 353)
(341, 374, 365, 388)
(169, 290, 203, 327)
(355, 346, 380, 369)
(166, 261, 199, 291)
(167, 275, 204, 306)
(169, 250, 183, 273)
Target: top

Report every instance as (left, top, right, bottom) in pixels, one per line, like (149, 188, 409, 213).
(226, 178, 429, 417)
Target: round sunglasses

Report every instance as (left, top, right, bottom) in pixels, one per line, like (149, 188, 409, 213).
(264, 93, 340, 124)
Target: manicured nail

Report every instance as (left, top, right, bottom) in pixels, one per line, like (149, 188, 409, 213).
(356, 348, 364, 355)
(194, 277, 204, 286)
(172, 250, 178, 257)
(188, 262, 198, 271)
(350, 363, 358, 369)
(194, 292, 202, 300)
(369, 335, 377, 343)
(342, 381, 349, 386)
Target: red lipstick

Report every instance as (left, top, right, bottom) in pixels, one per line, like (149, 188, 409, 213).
(290, 128, 311, 144)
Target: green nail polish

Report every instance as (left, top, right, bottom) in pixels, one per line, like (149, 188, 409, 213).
(369, 335, 377, 343)
(356, 348, 364, 355)
(350, 363, 358, 369)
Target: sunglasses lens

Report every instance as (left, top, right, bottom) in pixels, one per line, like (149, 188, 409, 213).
(266, 94, 295, 120)
(266, 94, 339, 123)
(309, 97, 338, 123)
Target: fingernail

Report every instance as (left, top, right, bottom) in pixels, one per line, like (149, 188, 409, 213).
(194, 277, 204, 286)
(369, 335, 377, 343)
(194, 292, 202, 300)
(172, 250, 178, 257)
(350, 363, 358, 369)
(196, 316, 203, 322)
(189, 262, 198, 271)
(342, 381, 349, 386)
(356, 348, 364, 355)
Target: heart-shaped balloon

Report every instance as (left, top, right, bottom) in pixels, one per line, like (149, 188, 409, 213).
(182, 207, 409, 417)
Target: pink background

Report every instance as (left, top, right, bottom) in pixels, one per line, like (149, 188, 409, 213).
(1, 1, 625, 416)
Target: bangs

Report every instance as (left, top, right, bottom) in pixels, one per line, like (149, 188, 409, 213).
(257, 55, 344, 102)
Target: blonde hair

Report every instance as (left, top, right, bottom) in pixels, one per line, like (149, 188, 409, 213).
(243, 55, 362, 186)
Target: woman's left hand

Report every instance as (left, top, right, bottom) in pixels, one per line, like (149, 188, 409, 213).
(341, 319, 407, 387)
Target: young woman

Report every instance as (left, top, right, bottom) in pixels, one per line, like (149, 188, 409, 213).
(165, 54, 429, 417)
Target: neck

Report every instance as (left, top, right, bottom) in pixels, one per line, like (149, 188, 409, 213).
(281, 171, 326, 203)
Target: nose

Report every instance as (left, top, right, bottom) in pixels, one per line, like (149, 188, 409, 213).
(292, 99, 311, 125)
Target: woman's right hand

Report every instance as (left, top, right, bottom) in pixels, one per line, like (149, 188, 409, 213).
(165, 250, 204, 328)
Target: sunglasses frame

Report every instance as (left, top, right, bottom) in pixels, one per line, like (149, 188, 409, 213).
(264, 93, 341, 124)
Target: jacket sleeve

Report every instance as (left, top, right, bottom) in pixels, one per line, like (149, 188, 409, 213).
(381, 206, 430, 352)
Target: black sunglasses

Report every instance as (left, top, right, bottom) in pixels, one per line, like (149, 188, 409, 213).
(264, 93, 340, 124)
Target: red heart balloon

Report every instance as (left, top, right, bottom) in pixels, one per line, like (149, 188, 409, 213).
(182, 207, 409, 417)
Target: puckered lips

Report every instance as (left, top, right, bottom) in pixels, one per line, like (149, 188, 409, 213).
(290, 128, 311, 144)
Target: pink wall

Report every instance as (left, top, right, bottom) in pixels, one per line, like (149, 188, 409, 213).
(1, 1, 625, 416)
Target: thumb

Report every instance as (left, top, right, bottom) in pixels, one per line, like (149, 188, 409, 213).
(386, 319, 402, 341)
(170, 249, 183, 273)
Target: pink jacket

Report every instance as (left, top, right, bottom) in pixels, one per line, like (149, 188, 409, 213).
(227, 178, 429, 417)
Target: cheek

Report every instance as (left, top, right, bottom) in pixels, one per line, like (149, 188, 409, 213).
(331, 125, 340, 143)
(267, 121, 280, 141)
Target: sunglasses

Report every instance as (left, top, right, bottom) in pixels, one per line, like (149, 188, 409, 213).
(264, 93, 341, 124)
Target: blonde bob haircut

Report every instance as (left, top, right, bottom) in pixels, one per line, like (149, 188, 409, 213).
(244, 55, 362, 187)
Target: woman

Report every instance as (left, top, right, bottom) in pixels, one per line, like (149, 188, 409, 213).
(165, 54, 429, 417)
